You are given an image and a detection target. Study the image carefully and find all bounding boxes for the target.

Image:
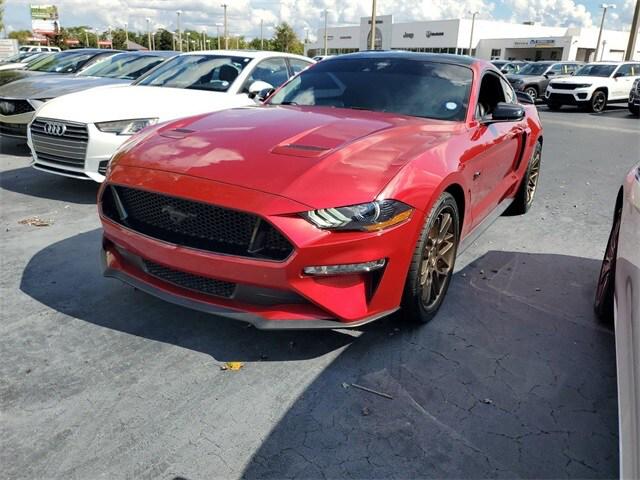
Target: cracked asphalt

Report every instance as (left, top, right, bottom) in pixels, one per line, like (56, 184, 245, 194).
(1, 105, 639, 479)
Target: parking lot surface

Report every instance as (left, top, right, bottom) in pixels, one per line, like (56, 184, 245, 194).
(1, 106, 638, 479)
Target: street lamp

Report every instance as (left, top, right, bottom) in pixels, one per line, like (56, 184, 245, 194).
(468, 11, 479, 56)
(202, 30, 206, 51)
(146, 17, 152, 50)
(595, 3, 616, 61)
(323, 9, 329, 56)
(124, 22, 128, 46)
(221, 4, 229, 49)
(186, 31, 190, 52)
(369, 0, 377, 50)
(215, 23, 223, 49)
(176, 10, 182, 51)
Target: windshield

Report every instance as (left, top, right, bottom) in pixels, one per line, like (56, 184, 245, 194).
(268, 57, 473, 121)
(27, 51, 95, 73)
(517, 63, 550, 75)
(79, 53, 168, 80)
(135, 54, 251, 92)
(574, 64, 617, 77)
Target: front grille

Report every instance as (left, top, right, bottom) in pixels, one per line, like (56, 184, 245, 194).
(547, 93, 578, 105)
(549, 83, 578, 90)
(30, 118, 88, 168)
(0, 122, 27, 138)
(143, 259, 236, 298)
(101, 186, 294, 261)
(0, 99, 34, 116)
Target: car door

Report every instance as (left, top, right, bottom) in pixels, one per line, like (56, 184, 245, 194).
(613, 64, 640, 99)
(466, 72, 527, 228)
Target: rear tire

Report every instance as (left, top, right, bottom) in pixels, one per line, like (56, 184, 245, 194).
(590, 90, 607, 113)
(402, 193, 460, 324)
(594, 199, 622, 322)
(524, 86, 538, 102)
(505, 141, 542, 216)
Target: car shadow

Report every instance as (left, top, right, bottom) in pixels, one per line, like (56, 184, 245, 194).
(0, 137, 30, 156)
(19, 229, 618, 477)
(0, 166, 99, 205)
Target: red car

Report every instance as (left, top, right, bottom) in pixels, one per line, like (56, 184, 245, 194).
(99, 52, 543, 329)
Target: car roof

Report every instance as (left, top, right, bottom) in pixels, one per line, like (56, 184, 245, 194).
(59, 48, 123, 55)
(179, 50, 312, 61)
(323, 50, 477, 66)
(117, 50, 177, 58)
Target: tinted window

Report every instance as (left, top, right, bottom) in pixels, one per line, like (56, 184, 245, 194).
(242, 57, 289, 92)
(616, 64, 640, 77)
(289, 58, 312, 75)
(27, 51, 95, 73)
(574, 64, 617, 77)
(79, 53, 168, 79)
(269, 57, 473, 121)
(550, 64, 564, 73)
(135, 54, 251, 92)
(518, 63, 550, 75)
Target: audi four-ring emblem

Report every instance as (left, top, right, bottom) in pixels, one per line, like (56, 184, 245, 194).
(44, 122, 67, 136)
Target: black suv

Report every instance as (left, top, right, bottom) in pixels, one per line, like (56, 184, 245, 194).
(506, 61, 582, 101)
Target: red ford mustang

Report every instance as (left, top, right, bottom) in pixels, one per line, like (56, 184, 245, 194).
(98, 52, 543, 329)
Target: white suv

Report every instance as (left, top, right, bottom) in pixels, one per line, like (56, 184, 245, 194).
(18, 46, 61, 53)
(544, 62, 640, 113)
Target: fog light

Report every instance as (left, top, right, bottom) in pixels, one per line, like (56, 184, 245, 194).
(303, 259, 386, 276)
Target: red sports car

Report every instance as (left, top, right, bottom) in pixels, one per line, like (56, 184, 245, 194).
(99, 52, 543, 329)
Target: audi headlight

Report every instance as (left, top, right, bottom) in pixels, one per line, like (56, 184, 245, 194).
(96, 118, 158, 135)
(302, 200, 413, 232)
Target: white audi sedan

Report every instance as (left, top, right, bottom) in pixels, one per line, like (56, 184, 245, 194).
(595, 163, 640, 480)
(28, 50, 313, 182)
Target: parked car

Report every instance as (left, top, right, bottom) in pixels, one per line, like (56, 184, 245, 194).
(28, 50, 314, 182)
(98, 52, 543, 330)
(312, 55, 333, 61)
(506, 61, 582, 101)
(491, 60, 527, 75)
(0, 51, 175, 139)
(594, 163, 640, 480)
(0, 51, 51, 72)
(629, 78, 640, 116)
(18, 45, 61, 53)
(0, 49, 120, 87)
(545, 62, 640, 112)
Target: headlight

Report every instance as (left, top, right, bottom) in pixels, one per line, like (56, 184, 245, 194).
(95, 118, 158, 135)
(302, 200, 413, 232)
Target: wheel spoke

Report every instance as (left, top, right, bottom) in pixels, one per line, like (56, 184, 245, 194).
(438, 213, 452, 243)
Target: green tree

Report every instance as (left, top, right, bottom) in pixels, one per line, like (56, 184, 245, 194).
(248, 37, 272, 51)
(156, 29, 174, 51)
(8, 30, 32, 45)
(270, 22, 303, 54)
(0, 0, 5, 37)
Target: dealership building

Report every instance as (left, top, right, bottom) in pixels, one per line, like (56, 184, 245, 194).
(306, 16, 640, 62)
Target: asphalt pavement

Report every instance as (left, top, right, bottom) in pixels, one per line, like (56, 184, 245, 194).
(1, 105, 639, 479)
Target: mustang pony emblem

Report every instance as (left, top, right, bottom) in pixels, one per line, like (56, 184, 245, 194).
(161, 205, 196, 224)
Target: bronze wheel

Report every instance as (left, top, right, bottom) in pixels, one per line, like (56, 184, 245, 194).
(419, 209, 457, 309)
(402, 192, 460, 324)
(526, 146, 541, 206)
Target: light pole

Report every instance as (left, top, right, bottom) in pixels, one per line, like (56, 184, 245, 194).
(625, 0, 639, 60)
(369, 0, 377, 50)
(260, 19, 264, 50)
(124, 22, 128, 46)
(468, 11, 479, 56)
(84, 28, 90, 47)
(323, 9, 329, 56)
(221, 4, 229, 49)
(186, 32, 190, 52)
(595, 3, 616, 61)
(215, 23, 223, 49)
(202, 30, 206, 50)
(146, 18, 152, 50)
(176, 10, 182, 52)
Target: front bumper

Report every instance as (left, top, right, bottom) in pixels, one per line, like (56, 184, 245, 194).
(0, 110, 34, 139)
(544, 86, 593, 105)
(28, 121, 127, 182)
(99, 165, 423, 328)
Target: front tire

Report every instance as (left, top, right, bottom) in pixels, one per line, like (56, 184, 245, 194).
(505, 140, 542, 216)
(590, 90, 607, 113)
(524, 86, 538, 102)
(594, 199, 622, 322)
(402, 193, 460, 324)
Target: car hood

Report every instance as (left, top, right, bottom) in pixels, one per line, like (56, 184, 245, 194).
(36, 85, 255, 124)
(0, 70, 51, 87)
(115, 105, 460, 209)
(0, 75, 130, 100)
(506, 74, 543, 82)
(548, 75, 597, 84)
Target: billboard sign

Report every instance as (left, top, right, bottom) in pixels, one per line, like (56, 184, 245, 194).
(31, 5, 59, 34)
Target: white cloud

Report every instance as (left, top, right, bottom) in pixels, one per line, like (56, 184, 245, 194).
(504, 0, 594, 28)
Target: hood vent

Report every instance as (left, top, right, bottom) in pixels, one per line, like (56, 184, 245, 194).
(271, 143, 331, 158)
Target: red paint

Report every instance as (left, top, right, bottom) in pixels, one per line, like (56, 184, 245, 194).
(99, 58, 543, 326)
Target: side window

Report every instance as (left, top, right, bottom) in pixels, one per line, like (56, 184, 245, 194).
(500, 78, 517, 104)
(616, 64, 632, 77)
(566, 64, 579, 74)
(550, 64, 563, 74)
(476, 72, 507, 118)
(621, 64, 640, 76)
(242, 57, 289, 92)
(288, 58, 312, 76)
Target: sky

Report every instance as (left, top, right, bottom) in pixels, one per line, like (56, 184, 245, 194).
(3, 0, 637, 40)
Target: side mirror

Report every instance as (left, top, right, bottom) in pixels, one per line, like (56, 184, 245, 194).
(247, 80, 273, 100)
(489, 102, 525, 122)
(544, 71, 555, 78)
(613, 72, 624, 78)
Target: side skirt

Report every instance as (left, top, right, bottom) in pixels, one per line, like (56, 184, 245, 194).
(458, 197, 513, 254)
